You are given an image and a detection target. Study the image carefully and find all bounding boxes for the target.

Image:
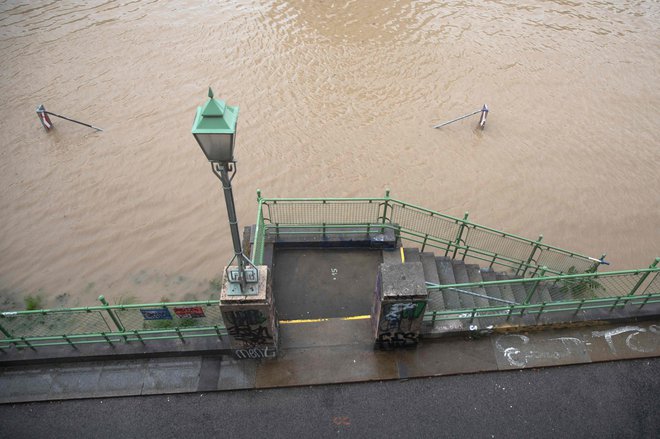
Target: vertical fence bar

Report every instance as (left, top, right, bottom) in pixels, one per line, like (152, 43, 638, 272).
(638, 295, 652, 309)
(21, 337, 36, 351)
(253, 190, 264, 265)
(452, 212, 469, 259)
(629, 258, 660, 295)
(101, 333, 113, 345)
(380, 189, 391, 233)
(63, 334, 76, 348)
(524, 267, 547, 304)
(0, 320, 13, 339)
(134, 330, 145, 344)
(98, 295, 125, 332)
(518, 235, 543, 277)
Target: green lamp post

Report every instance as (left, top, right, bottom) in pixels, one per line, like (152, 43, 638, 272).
(192, 87, 259, 295)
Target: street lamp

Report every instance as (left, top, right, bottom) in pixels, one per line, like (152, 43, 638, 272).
(192, 87, 259, 295)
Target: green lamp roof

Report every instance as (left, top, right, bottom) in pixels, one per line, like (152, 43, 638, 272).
(191, 87, 239, 134)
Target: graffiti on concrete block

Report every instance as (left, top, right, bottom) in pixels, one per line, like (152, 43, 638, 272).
(383, 302, 425, 331)
(376, 331, 419, 349)
(375, 301, 425, 349)
(234, 346, 276, 359)
(225, 309, 272, 346)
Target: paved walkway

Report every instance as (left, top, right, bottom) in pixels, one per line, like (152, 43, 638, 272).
(1, 317, 658, 403)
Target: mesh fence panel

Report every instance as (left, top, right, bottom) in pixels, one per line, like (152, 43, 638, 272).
(427, 272, 648, 313)
(536, 248, 595, 275)
(462, 226, 535, 262)
(544, 272, 640, 302)
(267, 201, 381, 225)
(259, 198, 599, 276)
(114, 303, 225, 332)
(389, 204, 459, 243)
(641, 272, 659, 295)
(1, 310, 112, 338)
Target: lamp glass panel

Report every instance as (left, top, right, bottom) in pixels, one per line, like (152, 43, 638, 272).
(195, 133, 234, 162)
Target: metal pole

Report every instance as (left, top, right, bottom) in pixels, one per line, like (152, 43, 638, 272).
(37, 107, 103, 131)
(433, 109, 481, 129)
(212, 162, 253, 292)
(98, 295, 125, 332)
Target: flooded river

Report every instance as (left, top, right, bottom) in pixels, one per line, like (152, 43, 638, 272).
(0, 1, 658, 309)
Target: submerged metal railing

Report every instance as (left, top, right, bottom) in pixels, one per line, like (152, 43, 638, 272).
(252, 190, 602, 276)
(0, 297, 226, 350)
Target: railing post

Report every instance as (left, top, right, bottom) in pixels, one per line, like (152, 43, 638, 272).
(524, 267, 547, 304)
(628, 258, 660, 295)
(519, 235, 543, 277)
(0, 320, 13, 340)
(380, 189, 391, 232)
(421, 234, 429, 252)
(452, 212, 469, 259)
(98, 295, 125, 332)
(587, 253, 607, 273)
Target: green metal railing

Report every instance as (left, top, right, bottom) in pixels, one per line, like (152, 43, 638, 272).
(252, 190, 602, 276)
(0, 296, 226, 350)
(423, 260, 660, 326)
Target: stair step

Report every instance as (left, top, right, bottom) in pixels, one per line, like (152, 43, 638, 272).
(451, 260, 476, 309)
(480, 270, 506, 306)
(506, 276, 529, 304)
(538, 285, 554, 304)
(435, 256, 462, 310)
(495, 273, 518, 304)
(382, 248, 402, 265)
(403, 247, 421, 263)
(465, 264, 490, 308)
(421, 252, 445, 311)
(548, 283, 564, 301)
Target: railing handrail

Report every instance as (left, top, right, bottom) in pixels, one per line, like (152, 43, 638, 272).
(423, 292, 660, 318)
(257, 195, 600, 265)
(424, 266, 659, 292)
(1, 299, 221, 317)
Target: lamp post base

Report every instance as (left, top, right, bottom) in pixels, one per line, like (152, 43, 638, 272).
(220, 266, 278, 359)
(225, 266, 260, 296)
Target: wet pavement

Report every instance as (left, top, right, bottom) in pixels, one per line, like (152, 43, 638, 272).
(272, 248, 382, 320)
(1, 249, 658, 403)
(2, 316, 658, 404)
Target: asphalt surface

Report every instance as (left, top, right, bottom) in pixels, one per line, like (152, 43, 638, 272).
(1, 357, 658, 439)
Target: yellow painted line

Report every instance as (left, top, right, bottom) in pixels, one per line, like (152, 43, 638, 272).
(280, 315, 371, 325)
(400, 246, 405, 263)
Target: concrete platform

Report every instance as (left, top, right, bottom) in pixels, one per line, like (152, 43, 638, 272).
(272, 248, 382, 320)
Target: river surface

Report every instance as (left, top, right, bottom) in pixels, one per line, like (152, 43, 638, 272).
(0, 0, 658, 310)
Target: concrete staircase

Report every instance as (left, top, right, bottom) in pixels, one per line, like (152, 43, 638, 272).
(383, 248, 565, 334)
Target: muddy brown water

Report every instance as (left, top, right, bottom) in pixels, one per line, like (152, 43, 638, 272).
(0, 1, 658, 310)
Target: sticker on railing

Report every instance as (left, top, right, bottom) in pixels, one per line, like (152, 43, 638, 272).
(140, 308, 173, 320)
(173, 306, 205, 319)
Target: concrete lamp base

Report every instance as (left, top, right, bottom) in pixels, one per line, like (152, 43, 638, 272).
(220, 266, 278, 359)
